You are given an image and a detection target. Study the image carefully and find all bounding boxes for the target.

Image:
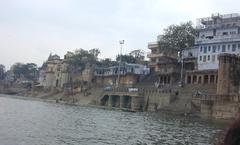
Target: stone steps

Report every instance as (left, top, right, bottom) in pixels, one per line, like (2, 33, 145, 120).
(162, 84, 217, 113)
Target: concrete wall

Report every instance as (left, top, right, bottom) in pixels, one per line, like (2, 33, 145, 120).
(146, 93, 172, 111)
(200, 99, 240, 119)
(212, 102, 240, 119)
(45, 73, 56, 87)
(131, 96, 144, 111)
(200, 101, 213, 118)
(60, 73, 69, 88)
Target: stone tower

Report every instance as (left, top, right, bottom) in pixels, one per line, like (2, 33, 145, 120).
(217, 54, 240, 95)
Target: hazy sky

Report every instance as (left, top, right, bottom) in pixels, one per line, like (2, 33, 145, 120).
(0, 0, 239, 69)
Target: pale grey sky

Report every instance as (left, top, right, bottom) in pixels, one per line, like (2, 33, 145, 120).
(0, 0, 239, 69)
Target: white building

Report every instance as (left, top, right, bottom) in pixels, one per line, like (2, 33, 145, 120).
(95, 63, 150, 76)
(196, 13, 240, 70)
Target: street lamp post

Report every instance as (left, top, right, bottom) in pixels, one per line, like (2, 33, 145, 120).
(117, 40, 124, 87)
(180, 49, 184, 87)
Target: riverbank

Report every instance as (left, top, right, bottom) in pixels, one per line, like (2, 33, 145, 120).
(0, 92, 233, 128)
(0, 84, 237, 124)
(0, 92, 127, 112)
(0, 95, 224, 145)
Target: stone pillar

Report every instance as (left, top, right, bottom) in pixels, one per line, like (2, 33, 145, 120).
(215, 75, 218, 84)
(208, 75, 211, 84)
(120, 96, 124, 108)
(108, 95, 112, 108)
(196, 75, 199, 84)
(190, 75, 193, 84)
(185, 75, 188, 84)
(201, 75, 204, 84)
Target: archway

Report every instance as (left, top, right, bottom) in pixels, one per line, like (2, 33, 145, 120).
(112, 95, 120, 107)
(122, 96, 132, 109)
(100, 95, 109, 106)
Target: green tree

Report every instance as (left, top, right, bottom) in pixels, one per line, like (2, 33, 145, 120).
(11, 63, 38, 80)
(96, 58, 118, 67)
(11, 63, 24, 78)
(66, 48, 100, 72)
(25, 63, 38, 80)
(158, 21, 198, 54)
(89, 48, 100, 58)
(116, 54, 136, 64)
(129, 49, 145, 63)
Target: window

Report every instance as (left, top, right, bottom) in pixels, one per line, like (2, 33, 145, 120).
(204, 46, 207, 53)
(232, 44, 236, 52)
(199, 56, 202, 61)
(218, 45, 221, 51)
(228, 45, 231, 51)
(222, 45, 226, 52)
(203, 56, 206, 62)
(208, 55, 210, 61)
(212, 45, 216, 53)
(212, 55, 216, 62)
(223, 32, 228, 35)
(200, 46, 203, 52)
(198, 76, 202, 84)
(188, 52, 193, 57)
(204, 75, 209, 84)
(238, 44, 240, 49)
(210, 75, 215, 83)
(208, 46, 211, 52)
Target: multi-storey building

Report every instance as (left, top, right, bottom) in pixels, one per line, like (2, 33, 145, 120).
(39, 54, 70, 88)
(94, 63, 150, 86)
(182, 46, 198, 71)
(184, 13, 240, 85)
(147, 36, 178, 72)
(147, 35, 180, 86)
(196, 13, 240, 70)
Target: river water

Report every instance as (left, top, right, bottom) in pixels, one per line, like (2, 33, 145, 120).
(0, 95, 223, 145)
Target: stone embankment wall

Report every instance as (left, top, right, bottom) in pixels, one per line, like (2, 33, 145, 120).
(212, 102, 240, 119)
(200, 95, 240, 119)
(145, 91, 173, 111)
(97, 87, 175, 112)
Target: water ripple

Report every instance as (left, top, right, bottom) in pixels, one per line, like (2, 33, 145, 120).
(0, 96, 223, 145)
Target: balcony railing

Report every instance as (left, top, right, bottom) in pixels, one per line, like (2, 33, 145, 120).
(147, 53, 164, 58)
(148, 62, 157, 66)
(196, 34, 240, 44)
(148, 41, 159, 49)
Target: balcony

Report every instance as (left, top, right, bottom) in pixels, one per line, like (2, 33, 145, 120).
(147, 53, 164, 58)
(148, 41, 159, 49)
(148, 62, 157, 66)
(196, 34, 240, 45)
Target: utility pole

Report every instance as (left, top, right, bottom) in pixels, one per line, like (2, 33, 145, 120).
(180, 49, 184, 87)
(117, 40, 124, 87)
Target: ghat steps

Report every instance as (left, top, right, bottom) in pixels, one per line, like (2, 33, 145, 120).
(162, 84, 217, 114)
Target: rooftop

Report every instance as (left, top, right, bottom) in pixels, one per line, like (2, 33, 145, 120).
(197, 13, 240, 28)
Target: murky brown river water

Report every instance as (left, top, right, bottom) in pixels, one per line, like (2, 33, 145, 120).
(0, 95, 224, 145)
